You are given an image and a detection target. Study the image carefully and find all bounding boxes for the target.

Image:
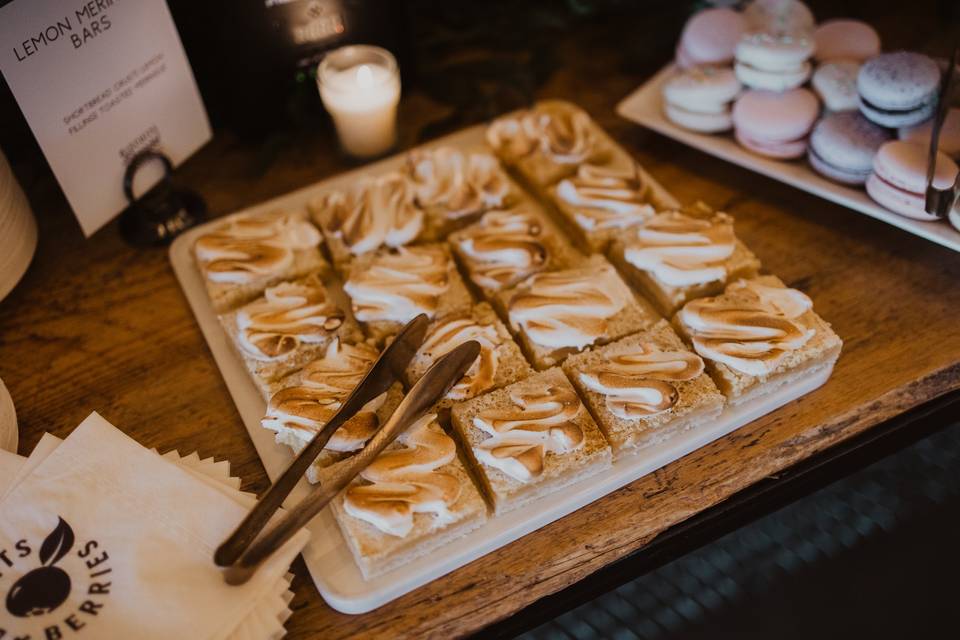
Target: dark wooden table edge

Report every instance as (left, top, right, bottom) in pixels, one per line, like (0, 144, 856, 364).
(473, 387, 960, 638)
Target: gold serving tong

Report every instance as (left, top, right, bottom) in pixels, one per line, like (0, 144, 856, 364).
(215, 314, 480, 584)
(925, 44, 960, 218)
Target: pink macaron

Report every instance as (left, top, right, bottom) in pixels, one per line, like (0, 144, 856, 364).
(732, 88, 820, 159)
(866, 140, 959, 221)
(676, 8, 747, 69)
(813, 19, 881, 62)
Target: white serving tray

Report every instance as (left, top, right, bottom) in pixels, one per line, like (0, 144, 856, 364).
(617, 64, 960, 253)
(170, 124, 833, 614)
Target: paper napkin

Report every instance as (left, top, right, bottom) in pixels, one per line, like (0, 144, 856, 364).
(0, 413, 308, 640)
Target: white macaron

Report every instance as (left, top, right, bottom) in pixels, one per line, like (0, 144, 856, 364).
(734, 32, 814, 91)
(663, 66, 743, 132)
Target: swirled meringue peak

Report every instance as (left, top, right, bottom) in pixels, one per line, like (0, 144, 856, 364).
(409, 147, 510, 221)
(509, 263, 633, 350)
(487, 103, 598, 165)
(345, 246, 451, 323)
(579, 344, 704, 419)
(457, 209, 548, 291)
(555, 164, 655, 230)
(320, 172, 423, 255)
(262, 339, 384, 453)
(344, 414, 461, 537)
(679, 279, 814, 376)
(195, 211, 321, 284)
(473, 384, 584, 482)
(236, 276, 343, 360)
(624, 210, 736, 287)
(419, 317, 502, 400)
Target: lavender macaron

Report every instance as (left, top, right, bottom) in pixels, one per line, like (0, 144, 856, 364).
(808, 112, 891, 185)
(857, 52, 941, 128)
(866, 140, 959, 220)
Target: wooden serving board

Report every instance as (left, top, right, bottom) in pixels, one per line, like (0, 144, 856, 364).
(170, 123, 842, 614)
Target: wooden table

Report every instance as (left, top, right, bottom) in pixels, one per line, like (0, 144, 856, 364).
(2, 2, 959, 637)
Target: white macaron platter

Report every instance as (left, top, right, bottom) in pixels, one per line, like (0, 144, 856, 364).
(617, 0, 960, 254)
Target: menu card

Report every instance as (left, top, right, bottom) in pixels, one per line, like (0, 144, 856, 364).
(0, 0, 211, 236)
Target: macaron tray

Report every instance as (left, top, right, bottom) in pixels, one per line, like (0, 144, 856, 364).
(617, 0, 960, 254)
(170, 112, 839, 613)
(618, 65, 960, 253)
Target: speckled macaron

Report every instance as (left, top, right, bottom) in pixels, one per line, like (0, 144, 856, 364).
(813, 20, 881, 62)
(866, 140, 959, 220)
(899, 108, 960, 159)
(676, 8, 747, 69)
(743, 0, 815, 36)
(808, 112, 892, 184)
(732, 88, 820, 159)
(734, 32, 814, 91)
(858, 52, 941, 128)
(663, 66, 742, 132)
(811, 60, 861, 112)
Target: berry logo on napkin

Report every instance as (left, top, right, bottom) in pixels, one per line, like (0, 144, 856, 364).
(0, 414, 307, 640)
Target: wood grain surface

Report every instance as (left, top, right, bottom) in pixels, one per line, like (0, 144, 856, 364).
(1, 2, 958, 637)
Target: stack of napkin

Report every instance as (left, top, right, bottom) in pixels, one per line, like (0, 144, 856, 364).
(0, 412, 309, 639)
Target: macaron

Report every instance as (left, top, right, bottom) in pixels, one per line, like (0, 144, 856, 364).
(732, 88, 820, 159)
(734, 32, 814, 91)
(808, 112, 892, 184)
(866, 140, 959, 220)
(743, 0, 815, 36)
(675, 8, 747, 69)
(813, 20, 881, 62)
(857, 52, 941, 128)
(899, 108, 960, 159)
(663, 66, 743, 132)
(812, 60, 861, 112)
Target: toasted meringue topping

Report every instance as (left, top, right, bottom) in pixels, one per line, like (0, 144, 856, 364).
(236, 276, 343, 360)
(579, 344, 704, 419)
(456, 209, 548, 290)
(344, 246, 451, 323)
(320, 172, 423, 256)
(473, 385, 584, 482)
(555, 164, 655, 231)
(678, 279, 815, 376)
(418, 317, 502, 400)
(508, 264, 633, 350)
(262, 339, 385, 453)
(624, 211, 737, 287)
(409, 148, 510, 221)
(486, 104, 597, 165)
(195, 212, 321, 284)
(343, 414, 461, 537)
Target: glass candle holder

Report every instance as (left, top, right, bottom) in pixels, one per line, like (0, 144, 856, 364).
(317, 45, 400, 158)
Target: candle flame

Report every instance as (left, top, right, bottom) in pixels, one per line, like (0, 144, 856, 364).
(357, 64, 373, 88)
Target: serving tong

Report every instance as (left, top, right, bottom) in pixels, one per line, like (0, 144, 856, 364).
(925, 44, 960, 218)
(215, 314, 480, 584)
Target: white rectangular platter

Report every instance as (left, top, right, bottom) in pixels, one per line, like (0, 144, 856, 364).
(170, 124, 834, 614)
(617, 64, 960, 253)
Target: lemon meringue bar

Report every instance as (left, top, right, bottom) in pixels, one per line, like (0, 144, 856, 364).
(673, 275, 843, 406)
(497, 255, 660, 369)
(563, 320, 724, 455)
(404, 302, 533, 409)
(610, 203, 761, 317)
(261, 338, 403, 483)
(406, 146, 517, 238)
(309, 171, 425, 275)
(330, 413, 487, 578)
(549, 162, 658, 252)
(448, 207, 584, 300)
(220, 272, 363, 398)
(342, 243, 474, 345)
(486, 100, 611, 187)
(450, 367, 611, 515)
(193, 208, 329, 312)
